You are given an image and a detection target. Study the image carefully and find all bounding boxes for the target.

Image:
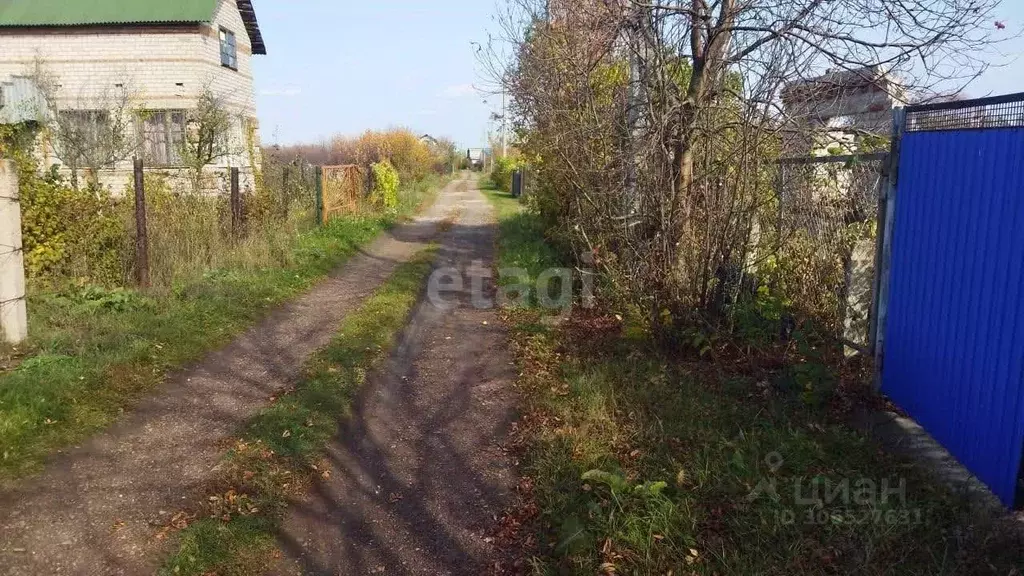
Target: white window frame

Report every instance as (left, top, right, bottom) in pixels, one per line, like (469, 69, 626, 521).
(219, 27, 238, 71)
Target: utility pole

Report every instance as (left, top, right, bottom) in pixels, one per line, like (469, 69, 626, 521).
(501, 85, 508, 157)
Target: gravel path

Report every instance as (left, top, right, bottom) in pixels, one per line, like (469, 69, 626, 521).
(269, 178, 518, 575)
(0, 176, 470, 576)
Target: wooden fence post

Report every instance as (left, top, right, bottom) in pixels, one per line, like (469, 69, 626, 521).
(315, 166, 324, 225)
(281, 165, 291, 219)
(133, 158, 150, 288)
(0, 160, 27, 344)
(230, 167, 242, 236)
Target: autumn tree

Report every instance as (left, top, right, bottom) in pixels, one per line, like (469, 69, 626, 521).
(179, 87, 239, 193)
(490, 0, 1006, 330)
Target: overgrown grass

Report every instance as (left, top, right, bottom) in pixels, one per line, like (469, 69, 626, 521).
(398, 173, 447, 216)
(161, 248, 437, 576)
(0, 179, 446, 481)
(481, 181, 563, 291)
(491, 192, 1024, 575)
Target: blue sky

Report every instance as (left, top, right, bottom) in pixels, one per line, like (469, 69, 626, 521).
(250, 1, 1024, 149)
(250, 0, 500, 149)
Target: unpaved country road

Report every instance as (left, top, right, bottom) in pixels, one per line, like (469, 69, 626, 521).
(0, 176, 472, 576)
(270, 178, 518, 575)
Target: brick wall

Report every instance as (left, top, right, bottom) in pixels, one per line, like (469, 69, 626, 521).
(0, 0, 263, 193)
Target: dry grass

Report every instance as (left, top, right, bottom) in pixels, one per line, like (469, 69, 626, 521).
(486, 189, 1024, 576)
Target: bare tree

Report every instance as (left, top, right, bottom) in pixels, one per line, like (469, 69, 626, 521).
(178, 86, 239, 193)
(27, 57, 140, 189)
(431, 136, 460, 174)
(489, 0, 1007, 332)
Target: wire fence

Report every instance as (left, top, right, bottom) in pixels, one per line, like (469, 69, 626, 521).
(772, 153, 887, 348)
(7, 155, 325, 291)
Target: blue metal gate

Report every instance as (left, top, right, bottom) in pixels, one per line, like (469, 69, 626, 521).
(881, 94, 1024, 508)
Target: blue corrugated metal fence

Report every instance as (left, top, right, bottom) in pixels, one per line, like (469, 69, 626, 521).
(882, 94, 1024, 508)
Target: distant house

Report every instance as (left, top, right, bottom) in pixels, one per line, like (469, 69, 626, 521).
(0, 0, 267, 191)
(781, 65, 906, 156)
(466, 148, 490, 170)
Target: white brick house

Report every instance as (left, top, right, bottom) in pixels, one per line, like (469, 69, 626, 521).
(0, 0, 266, 192)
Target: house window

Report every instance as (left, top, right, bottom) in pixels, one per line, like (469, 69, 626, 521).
(139, 111, 186, 167)
(220, 28, 237, 70)
(57, 110, 112, 166)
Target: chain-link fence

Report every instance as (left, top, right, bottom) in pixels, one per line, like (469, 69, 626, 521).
(259, 157, 319, 224)
(771, 153, 888, 349)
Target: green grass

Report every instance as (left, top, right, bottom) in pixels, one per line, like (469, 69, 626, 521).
(0, 178, 446, 481)
(161, 248, 437, 576)
(491, 193, 1024, 575)
(481, 181, 564, 298)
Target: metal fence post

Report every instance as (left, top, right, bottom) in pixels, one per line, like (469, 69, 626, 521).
(315, 166, 324, 225)
(133, 158, 150, 288)
(0, 160, 27, 344)
(230, 167, 242, 236)
(872, 106, 907, 391)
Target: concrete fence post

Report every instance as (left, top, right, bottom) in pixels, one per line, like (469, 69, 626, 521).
(0, 160, 27, 345)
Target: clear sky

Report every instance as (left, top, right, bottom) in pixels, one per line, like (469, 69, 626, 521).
(959, 2, 1024, 99)
(250, 0, 500, 149)
(250, 1, 1024, 149)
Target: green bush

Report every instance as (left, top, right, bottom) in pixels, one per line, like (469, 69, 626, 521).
(370, 160, 400, 211)
(14, 156, 130, 286)
(490, 156, 522, 193)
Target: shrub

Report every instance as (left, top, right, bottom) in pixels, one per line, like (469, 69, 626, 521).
(490, 155, 522, 193)
(370, 160, 400, 211)
(20, 172, 130, 285)
(3, 130, 131, 286)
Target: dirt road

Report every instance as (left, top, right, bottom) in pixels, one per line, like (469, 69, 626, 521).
(0, 177, 473, 575)
(270, 178, 518, 575)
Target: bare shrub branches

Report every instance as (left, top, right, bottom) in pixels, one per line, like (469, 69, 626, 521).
(489, 0, 1006, 333)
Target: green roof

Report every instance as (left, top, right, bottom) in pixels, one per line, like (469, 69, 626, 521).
(0, 0, 266, 54)
(0, 0, 217, 27)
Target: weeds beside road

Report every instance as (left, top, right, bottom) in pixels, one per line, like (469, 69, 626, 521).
(486, 188, 1024, 575)
(0, 179, 442, 481)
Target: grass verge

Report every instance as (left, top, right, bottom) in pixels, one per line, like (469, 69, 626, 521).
(0, 178, 445, 481)
(160, 248, 436, 576)
(481, 181, 562, 295)
(488, 192, 1024, 575)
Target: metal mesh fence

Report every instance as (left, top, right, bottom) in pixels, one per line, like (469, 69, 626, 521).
(907, 92, 1024, 132)
(259, 158, 319, 224)
(771, 154, 887, 347)
(320, 165, 365, 222)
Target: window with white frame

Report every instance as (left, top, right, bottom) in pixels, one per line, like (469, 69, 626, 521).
(139, 111, 186, 167)
(220, 28, 237, 70)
